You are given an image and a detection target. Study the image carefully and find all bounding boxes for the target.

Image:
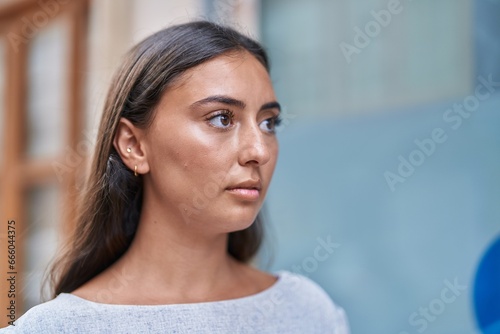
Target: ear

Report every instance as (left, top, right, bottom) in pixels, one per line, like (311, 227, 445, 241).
(113, 117, 150, 175)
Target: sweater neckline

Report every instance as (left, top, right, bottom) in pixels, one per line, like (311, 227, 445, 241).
(59, 270, 289, 308)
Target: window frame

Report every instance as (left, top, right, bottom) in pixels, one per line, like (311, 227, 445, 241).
(0, 0, 89, 324)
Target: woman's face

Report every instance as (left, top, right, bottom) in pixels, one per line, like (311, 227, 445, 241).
(141, 51, 280, 234)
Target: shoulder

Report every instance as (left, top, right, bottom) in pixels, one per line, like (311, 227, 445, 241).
(0, 294, 96, 333)
(272, 271, 350, 333)
(276, 270, 340, 307)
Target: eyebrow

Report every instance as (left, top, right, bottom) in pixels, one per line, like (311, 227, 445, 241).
(189, 95, 281, 113)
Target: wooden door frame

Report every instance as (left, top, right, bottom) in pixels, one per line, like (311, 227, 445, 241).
(0, 0, 89, 326)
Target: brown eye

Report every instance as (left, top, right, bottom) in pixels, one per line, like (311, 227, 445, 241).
(220, 114, 230, 126)
(259, 115, 281, 133)
(207, 110, 234, 129)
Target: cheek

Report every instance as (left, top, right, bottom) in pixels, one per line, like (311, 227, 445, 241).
(147, 123, 232, 198)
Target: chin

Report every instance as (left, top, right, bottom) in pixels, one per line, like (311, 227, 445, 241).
(218, 211, 260, 234)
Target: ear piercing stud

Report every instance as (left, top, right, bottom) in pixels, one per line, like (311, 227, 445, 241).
(126, 147, 132, 153)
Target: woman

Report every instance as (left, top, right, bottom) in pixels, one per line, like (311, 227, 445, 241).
(3, 21, 349, 333)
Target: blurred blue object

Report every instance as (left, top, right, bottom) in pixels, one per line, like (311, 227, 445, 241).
(474, 236, 500, 332)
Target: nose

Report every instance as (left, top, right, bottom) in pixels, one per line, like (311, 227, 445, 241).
(238, 122, 271, 166)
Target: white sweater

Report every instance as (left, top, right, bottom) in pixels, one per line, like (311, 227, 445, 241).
(1, 271, 349, 333)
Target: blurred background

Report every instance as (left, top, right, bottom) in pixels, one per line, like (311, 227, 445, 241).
(0, 0, 499, 333)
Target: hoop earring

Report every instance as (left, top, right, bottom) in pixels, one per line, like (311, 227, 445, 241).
(134, 165, 138, 177)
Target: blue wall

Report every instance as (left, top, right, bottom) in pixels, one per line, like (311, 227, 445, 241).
(262, 93, 500, 333)
(259, 1, 500, 331)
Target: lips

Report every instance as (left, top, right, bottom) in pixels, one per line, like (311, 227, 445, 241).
(225, 179, 262, 201)
(226, 179, 262, 191)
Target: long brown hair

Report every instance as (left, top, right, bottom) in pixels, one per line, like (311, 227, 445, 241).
(49, 21, 270, 297)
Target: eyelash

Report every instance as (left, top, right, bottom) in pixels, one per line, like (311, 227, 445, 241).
(205, 110, 282, 132)
(205, 110, 235, 129)
(273, 115, 283, 127)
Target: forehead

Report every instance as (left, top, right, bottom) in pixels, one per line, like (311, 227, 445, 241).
(162, 51, 276, 103)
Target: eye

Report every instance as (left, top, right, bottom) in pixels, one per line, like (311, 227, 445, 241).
(206, 110, 234, 129)
(259, 115, 282, 133)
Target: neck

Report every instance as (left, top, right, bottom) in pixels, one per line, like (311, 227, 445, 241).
(106, 196, 245, 304)
(126, 214, 234, 285)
